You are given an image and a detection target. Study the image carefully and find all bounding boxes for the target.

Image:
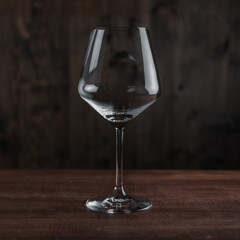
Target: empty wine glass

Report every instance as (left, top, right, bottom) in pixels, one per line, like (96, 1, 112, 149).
(78, 27, 161, 213)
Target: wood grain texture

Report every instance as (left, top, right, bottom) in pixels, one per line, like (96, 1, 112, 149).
(0, 0, 239, 169)
(0, 0, 69, 168)
(0, 170, 239, 239)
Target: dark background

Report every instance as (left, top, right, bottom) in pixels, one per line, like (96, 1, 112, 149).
(0, 0, 239, 169)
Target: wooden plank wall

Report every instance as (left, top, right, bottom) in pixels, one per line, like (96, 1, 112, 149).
(0, 0, 239, 169)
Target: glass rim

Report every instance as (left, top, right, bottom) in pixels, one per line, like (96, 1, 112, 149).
(92, 26, 149, 31)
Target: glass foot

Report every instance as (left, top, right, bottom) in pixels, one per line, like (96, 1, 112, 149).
(85, 195, 152, 213)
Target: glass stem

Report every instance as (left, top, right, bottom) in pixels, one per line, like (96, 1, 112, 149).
(113, 127, 126, 198)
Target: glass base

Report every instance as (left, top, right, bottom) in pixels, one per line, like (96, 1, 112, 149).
(85, 195, 152, 213)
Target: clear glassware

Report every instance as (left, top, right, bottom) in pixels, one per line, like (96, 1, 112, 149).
(78, 27, 161, 213)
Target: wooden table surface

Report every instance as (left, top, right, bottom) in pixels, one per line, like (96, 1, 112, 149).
(0, 170, 239, 240)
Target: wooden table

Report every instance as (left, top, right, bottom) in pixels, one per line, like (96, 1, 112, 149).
(0, 170, 239, 240)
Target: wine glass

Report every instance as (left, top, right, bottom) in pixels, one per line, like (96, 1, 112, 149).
(78, 27, 161, 213)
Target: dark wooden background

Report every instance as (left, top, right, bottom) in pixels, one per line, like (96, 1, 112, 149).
(0, 0, 239, 169)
